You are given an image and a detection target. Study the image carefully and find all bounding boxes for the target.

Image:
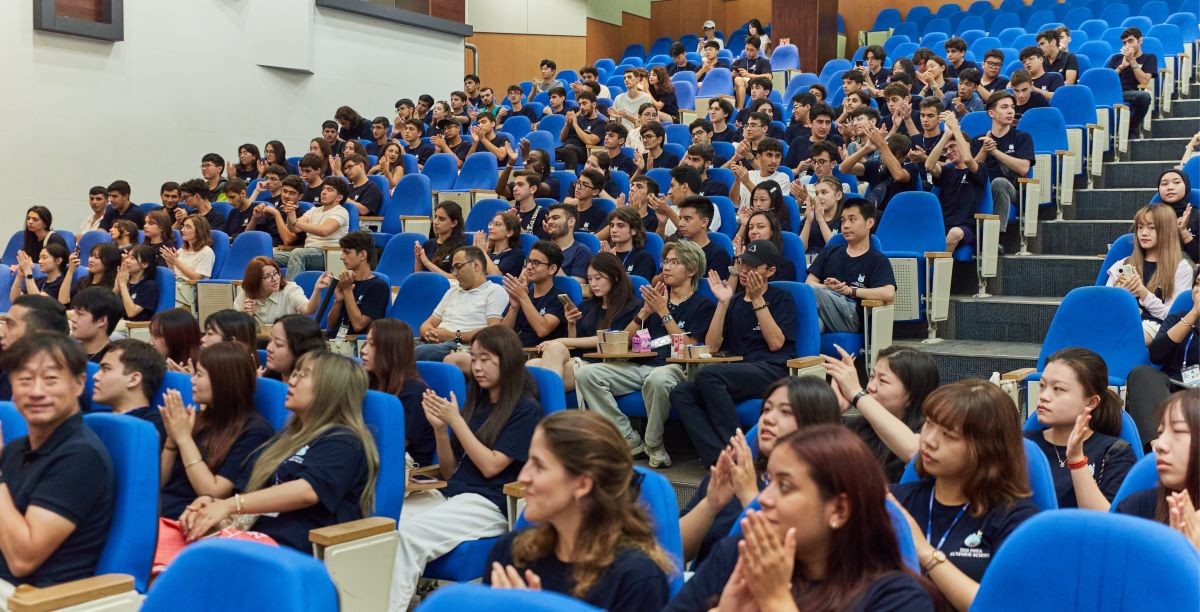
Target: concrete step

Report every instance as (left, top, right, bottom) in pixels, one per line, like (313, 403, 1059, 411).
(945, 295, 1061, 344)
(895, 339, 1040, 382)
(1129, 137, 1192, 162)
(1151, 117, 1200, 139)
(995, 254, 1102, 297)
(1172, 98, 1200, 117)
(1038, 219, 1131, 256)
(1102, 160, 1184, 188)
(1070, 188, 1156, 220)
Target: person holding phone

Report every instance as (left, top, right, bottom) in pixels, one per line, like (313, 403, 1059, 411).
(731, 37, 772, 108)
(1105, 205, 1193, 344)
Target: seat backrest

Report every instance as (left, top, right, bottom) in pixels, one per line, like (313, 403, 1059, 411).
(1147, 24, 1184, 53)
(875, 191, 946, 255)
(1036, 286, 1151, 381)
(0, 265, 12, 313)
(76, 230, 114, 260)
(0, 401, 27, 442)
(388, 272, 450, 329)
(1079, 18, 1108, 40)
(385, 174, 434, 232)
(633, 465, 685, 594)
(708, 196, 737, 239)
(209, 230, 231, 277)
(1080, 67, 1124, 106)
(573, 231, 602, 254)
(972, 510, 1200, 611)
(219, 230, 272, 279)
(1167, 285, 1194, 317)
(363, 389, 406, 519)
(421, 153, 461, 192)
(1100, 3, 1132, 26)
(771, 43, 800, 70)
(526, 366, 566, 414)
(1095, 233, 1134, 285)
(537, 114, 567, 141)
(1017, 107, 1069, 153)
(142, 540, 338, 612)
(464, 199, 510, 233)
(696, 68, 734, 96)
(1111, 452, 1160, 509)
(253, 377, 289, 430)
(376, 231, 426, 286)
(769, 281, 822, 357)
(1049, 85, 1100, 128)
(417, 583, 602, 611)
(454, 152, 501, 191)
(551, 275, 583, 305)
(959, 110, 992, 138)
(85, 413, 158, 592)
(153, 266, 176, 313)
(779, 231, 806, 275)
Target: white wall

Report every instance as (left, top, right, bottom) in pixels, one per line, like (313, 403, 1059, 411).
(0, 0, 464, 237)
(466, 0, 587, 36)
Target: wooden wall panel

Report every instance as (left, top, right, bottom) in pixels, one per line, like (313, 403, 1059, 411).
(429, 0, 465, 23)
(465, 33, 587, 92)
(55, 0, 104, 21)
(587, 13, 651, 63)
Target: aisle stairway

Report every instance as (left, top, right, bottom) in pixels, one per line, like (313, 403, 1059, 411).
(896, 87, 1200, 380)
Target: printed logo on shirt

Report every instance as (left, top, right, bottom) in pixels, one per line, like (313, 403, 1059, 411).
(287, 445, 310, 464)
(857, 274, 866, 284)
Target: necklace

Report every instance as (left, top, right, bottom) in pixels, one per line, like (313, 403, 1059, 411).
(1051, 442, 1066, 468)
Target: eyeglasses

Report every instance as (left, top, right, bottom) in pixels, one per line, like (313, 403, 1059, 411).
(525, 259, 549, 268)
(262, 270, 281, 280)
(662, 257, 684, 268)
(576, 182, 596, 190)
(984, 61, 1002, 67)
(289, 369, 312, 381)
(451, 261, 475, 272)
(812, 158, 832, 166)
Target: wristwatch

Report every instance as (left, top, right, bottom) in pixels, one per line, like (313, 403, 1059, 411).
(922, 549, 947, 573)
(660, 313, 675, 325)
(850, 389, 869, 408)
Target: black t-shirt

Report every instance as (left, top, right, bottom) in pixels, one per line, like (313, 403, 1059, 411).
(160, 417, 274, 518)
(847, 414, 916, 483)
(223, 205, 255, 239)
(490, 247, 526, 277)
(482, 134, 511, 167)
(934, 164, 987, 230)
(576, 298, 641, 341)
(642, 292, 716, 367)
(443, 395, 540, 511)
(732, 56, 772, 75)
(402, 141, 437, 166)
(656, 89, 680, 119)
(302, 183, 324, 203)
(448, 140, 473, 162)
(575, 202, 610, 234)
(126, 277, 159, 321)
(808, 244, 897, 306)
(650, 150, 682, 169)
(486, 531, 670, 610)
(666, 61, 700, 76)
(719, 285, 796, 363)
(785, 121, 812, 144)
(126, 406, 167, 444)
(641, 210, 660, 234)
(500, 105, 540, 124)
(99, 205, 146, 232)
(397, 378, 434, 467)
(0, 414, 114, 587)
(1046, 52, 1079, 78)
(609, 151, 637, 176)
(980, 76, 1010, 93)
(327, 274, 390, 337)
(862, 159, 919, 211)
(868, 67, 892, 89)
(1115, 487, 1161, 521)
(701, 177, 728, 198)
(340, 118, 373, 141)
(514, 203, 550, 240)
(891, 478, 1037, 582)
(970, 127, 1035, 185)
(1024, 431, 1137, 509)
(1013, 91, 1050, 121)
(239, 426, 369, 551)
(1032, 71, 1065, 94)
(711, 125, 742, 143)
(681, 473, 761, 565)
(563, 114, 607, 149)
(1148, 311, 1200, 379)
(350, 180, 384, 216)
(615, 247, 657, 280)
(30, 275, 65, 300)
(201, 208, 226, 234)
(946, 59, 979, 79)
(700, 239, 732, 279)
(423, 237, 465, 273)
(801, 215, 841, 254)
(514, 286, 567, 346)
(668, 536, 936, 612)
(783, 134, 845, 170)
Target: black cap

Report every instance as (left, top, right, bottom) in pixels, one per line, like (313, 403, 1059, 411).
(738, 240, 782, 268)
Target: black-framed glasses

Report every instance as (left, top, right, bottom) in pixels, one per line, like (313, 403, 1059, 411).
(451, 261, 475, 272)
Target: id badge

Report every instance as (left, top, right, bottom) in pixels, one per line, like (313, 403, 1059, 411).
(1182, 365, 1200, 388)
(336, 324, 350, 341)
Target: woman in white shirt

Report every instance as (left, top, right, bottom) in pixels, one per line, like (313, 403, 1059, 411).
(163, 214, 216, 313)
(1106, 204, 1194, 344)
(235, 256, 321, 325)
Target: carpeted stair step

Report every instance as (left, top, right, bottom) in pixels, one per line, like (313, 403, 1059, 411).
(1037, 219, 1131, 256)
(945, 296, 1062, 344)
(1070, 188, 1157, 220)
(895, 339, 1040, 382)
(995, 254, 1103, 296)
(1102, 160, 1186, 188)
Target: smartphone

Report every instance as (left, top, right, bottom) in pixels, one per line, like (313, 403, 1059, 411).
(855, 60, 864, 68)
(557, 294, 573, 307)
(410, 474, 439, 484)
(1119, 264, 1135, 279)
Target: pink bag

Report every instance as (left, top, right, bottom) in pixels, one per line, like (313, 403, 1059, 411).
(153, 518, 278, 575)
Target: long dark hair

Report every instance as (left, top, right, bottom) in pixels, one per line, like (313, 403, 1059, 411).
(151, 307, 201, 364)
(264, 140, 288, 167)
(21, 206, 54, 260)
(776, 425, 940, 610)
(204, 309, 258, 362)
(267, 315, 324, 378)
(430, 202, 467, 265)
(42, 243, 70, 277)
(367, 320, 422, 395)
(738, 209, 783, 249)
(1155, 389, 1200, 523)
(195, 342, 263, 470)
(237, 143, 262, 172)
(756, 376, 841, 468)
(87, 242, 122, 289)
(456, 327, 535, 454)
(1045, 347, 1123, 437)
(587, 252, 636, 329)
(512, 412, 674, 596)
(750, 180, 790, 230)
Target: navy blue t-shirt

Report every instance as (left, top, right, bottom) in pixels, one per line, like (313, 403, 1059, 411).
(560, 241, 594, 278)
(981, 76, 1010, 93)
(240, 426, 369, 551)
(668, 536, 936, 612)
(700, 239, 732, 280)
(514, 286, 567, 346)
(1115, 487, 1160, 521)
(650, 150, 682, 169)
(563, 114, 607, 149)
(403, 140, 437, 166)
(397, 377, 434, 467)
(615, 247, 657, 280)
(1024, 431, 1137, 509)
(576, 299, 641, 342)
(718, 285, 796, 363)
(711, 125, 742, 143)
(575, 203, 610, 234)
(486, 531, 669, 610)
(732, 56, 772, 75)
(701, 177, 729, 198)
(126, 277, 159, 322)
(0, 414, 114, 587)
(490, 247, 526, 277)
(891, 478, 1036, 582)
(160, 416, 274, 518)
(127, 406, 167, 444)
(1032, 71, 1065, 94)
(808, 244, 896, 306)
(448, 140, 473, 162)
(946, 59, 979, 79)
(934, 164, 987, 230)
(681, 473, 761, 565)
(327, 274, 390, 337)
(801, 215, 841, 254)
(515, 203, 550, 240)
(349, 179, 385, 216)
(444, 395, 540, 512)
(642, 292, 716, 367)
(971, 127, 1035, 186)
(1013, 90, 1050, 121)
(861, 159, 919, 210)
(223, 205, 255, 239)
(500, 105, 540, 124)
(609, 151, 637, 176)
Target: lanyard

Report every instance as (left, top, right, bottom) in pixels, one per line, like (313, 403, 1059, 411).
(1184, 334, 1196, 368)
(522, 205, 542, 234)
(927, 488, 970, 552)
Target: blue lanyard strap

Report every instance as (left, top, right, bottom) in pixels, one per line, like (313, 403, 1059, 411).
(1184, 334, 1195, 368)
(927, 488, 970, 551)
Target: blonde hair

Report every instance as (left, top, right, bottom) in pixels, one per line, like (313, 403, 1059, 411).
(1130, 205, 1185, 302)
(244, 351, 379, 515)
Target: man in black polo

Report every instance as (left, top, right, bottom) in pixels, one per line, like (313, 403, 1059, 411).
(0, 333, 114, 593)
(0, 295, 69, 401)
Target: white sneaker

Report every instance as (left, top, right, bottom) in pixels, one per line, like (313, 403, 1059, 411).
(626, 432, 646, 457)
(647, 445, 672, 468)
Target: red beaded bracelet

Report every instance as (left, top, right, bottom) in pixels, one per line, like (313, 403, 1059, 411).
(1067, 457, 1089, 471)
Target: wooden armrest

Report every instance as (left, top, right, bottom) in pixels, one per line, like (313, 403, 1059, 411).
(1113, 103, 1129, 110)
(504, 481, 526, 499)
(320, 246, 341, 252)
(1017, 177, 1039, 184)
(361, 216, 384, 222)
(125, 321, 151, 330)
(309, 516, 396, 547)
(400, 215, 430, 220)
(8, 574, 134, 612)
(924, 251, 951, 259)
(275, 245, 298, 251)
(1086, 124, 1101, 130)
(1001, 367, 1037, 382)
(1055, 150, 1075, 156)
(973, 213, 1000, 220)
(860, 299, 886, 308)
(411, 464, 441, 477)
(787, 356, 823, 369)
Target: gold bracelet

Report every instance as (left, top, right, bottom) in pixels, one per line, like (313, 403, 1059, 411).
(234, 493, 244, 514)
(183, 458, 203, 470)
